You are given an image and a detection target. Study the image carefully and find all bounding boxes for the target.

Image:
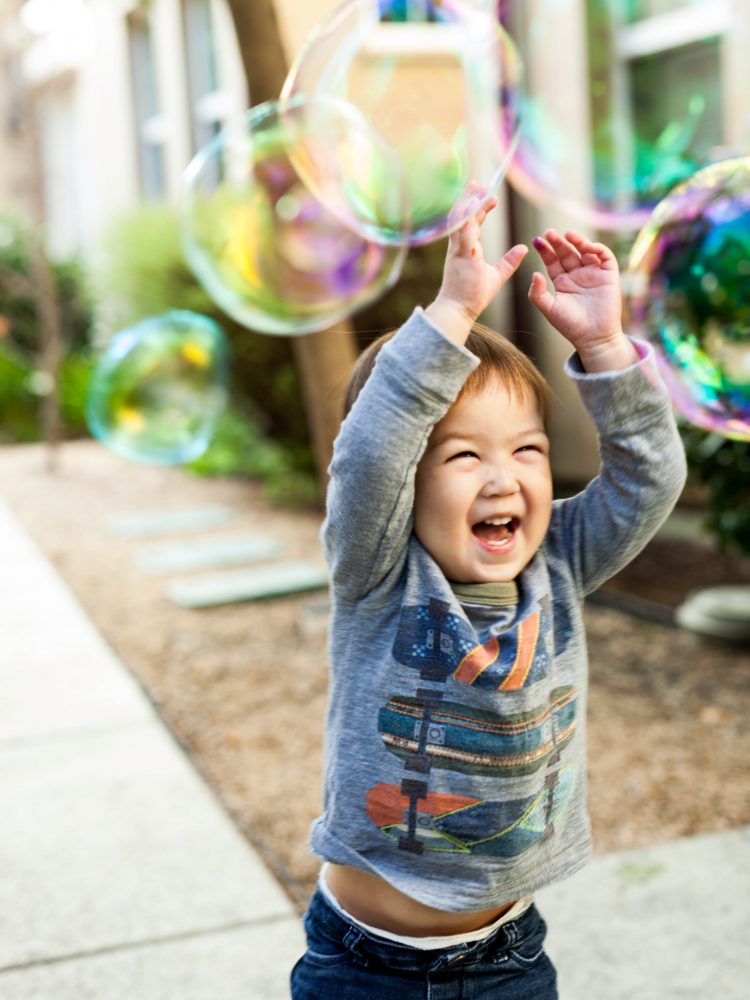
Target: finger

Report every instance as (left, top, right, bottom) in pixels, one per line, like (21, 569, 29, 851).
(565, 231, 616, 268)
(528, 271, 556, 320)
(448, 222, 475, 258)
(447, 180, 487, 228)
(495, 243, 528, 280)
(449, 195, 500, 257)
(447, 182, 479, 230)
(447, 187, 491, 249)
(532, 234, 566, 281)
(475, 194, 498, 227)
(544, 229, 582, 272)
(580, 252, 602, 267)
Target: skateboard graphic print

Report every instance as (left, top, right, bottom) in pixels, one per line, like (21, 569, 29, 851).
(366, 596, 577, 856)
(366, 766, 576, 856)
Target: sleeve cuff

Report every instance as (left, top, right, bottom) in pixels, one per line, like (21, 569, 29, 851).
(564, 338, 652, 379)
(378, 306, 480, 404)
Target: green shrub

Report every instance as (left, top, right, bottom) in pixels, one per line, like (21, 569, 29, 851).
(0, 344, 38, 442)
(59, 351, 95, 435)
(680, 424, 750, 557)
(188, 408, 320, 505)
(0, 212, 95, 442)
(96, 205, 313, 469)
(0, 212, 93, 357)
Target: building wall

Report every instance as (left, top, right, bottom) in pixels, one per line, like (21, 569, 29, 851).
(15, 0, 247, 260)
(0, 0, 40, 220)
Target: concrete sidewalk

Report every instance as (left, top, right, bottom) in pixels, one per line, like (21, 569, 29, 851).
(0, 500, 305, 999)
(1, 498, 747, 999)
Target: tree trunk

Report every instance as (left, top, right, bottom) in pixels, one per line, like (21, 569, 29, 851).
(28, 236, 64, 473)
(223, 0, 358, 485)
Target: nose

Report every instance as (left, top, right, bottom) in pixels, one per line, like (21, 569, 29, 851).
(480, 465, 519, 498)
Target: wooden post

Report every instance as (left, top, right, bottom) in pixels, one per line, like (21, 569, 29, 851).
(224, 0, 359, 484)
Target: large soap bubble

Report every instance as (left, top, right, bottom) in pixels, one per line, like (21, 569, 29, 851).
(626, 157, 750, 441)
(282, 0, 523, 245)
(181, 95, 408, 335)
(87, 311, 230, 464)
(499, 0, 736, 231)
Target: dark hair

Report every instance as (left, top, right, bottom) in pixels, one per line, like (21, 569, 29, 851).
(343, 322, 551, 427)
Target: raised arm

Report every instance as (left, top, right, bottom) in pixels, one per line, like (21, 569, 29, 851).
(528, 229, 686, 591)
(323, 196, 528, 601)
(549, 344, 687, 594)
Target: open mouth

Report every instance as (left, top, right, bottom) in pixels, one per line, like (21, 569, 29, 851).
(472, 516, 519, 546)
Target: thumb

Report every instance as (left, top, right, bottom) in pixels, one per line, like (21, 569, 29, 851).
(494, 244, 528, 284)
(528, 272, 556, 320)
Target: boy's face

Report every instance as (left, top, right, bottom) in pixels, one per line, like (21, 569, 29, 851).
(414, 378, 552, 584)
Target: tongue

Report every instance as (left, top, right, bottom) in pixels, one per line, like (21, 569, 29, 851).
(474, 522, 513, 543)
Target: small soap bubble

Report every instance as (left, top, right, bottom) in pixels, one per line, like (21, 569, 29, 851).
(282, 0, 523, 245)
(86, 311, 230, 465)
(626, 157, 750, 441)
(499, 0, 740, 231)
(180, 95, 407, 336)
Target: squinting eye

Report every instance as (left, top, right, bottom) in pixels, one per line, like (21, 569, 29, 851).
(517, 444, 544, 454)
(449, 450, 478, 461)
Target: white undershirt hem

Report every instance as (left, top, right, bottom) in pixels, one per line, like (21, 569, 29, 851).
(319, 864, 533, 951)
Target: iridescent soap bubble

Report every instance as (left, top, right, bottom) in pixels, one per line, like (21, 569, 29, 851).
(626, 157, 750, 441)
(181, 95, 407, 335)
(499, 0, 739, 231)
(282, 0, 523, 245)
(87, 311, 230, 464)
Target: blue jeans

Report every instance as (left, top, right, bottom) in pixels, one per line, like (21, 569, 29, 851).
(290, 886, 558, 999)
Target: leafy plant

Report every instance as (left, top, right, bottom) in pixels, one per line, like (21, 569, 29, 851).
(680, 424, 750, 557)
(0, 345, 38, 442)
(188, 408, 320, 505)
(0, 211, 94, 441)
(96, 205, 312, 458)
(0, 212, 92, 356)
(58, 351, 95, 435)
(95, 204, 318, 501)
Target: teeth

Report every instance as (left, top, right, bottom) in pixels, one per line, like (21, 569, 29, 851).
(484, 517, 512, 526)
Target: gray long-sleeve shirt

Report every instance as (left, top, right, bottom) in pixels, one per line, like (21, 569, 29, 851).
(311, 307, 687, 912)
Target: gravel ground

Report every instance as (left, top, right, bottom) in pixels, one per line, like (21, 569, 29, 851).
(2, 439, 748, 914)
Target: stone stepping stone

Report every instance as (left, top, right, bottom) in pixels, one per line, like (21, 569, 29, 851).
(136, 533, 283, 574)
(166, 561, 328, 608)
(106, 505, 235, 539)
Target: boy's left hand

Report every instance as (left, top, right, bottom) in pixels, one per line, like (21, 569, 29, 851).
(529, 229, 638, 372)
(425, 184, 528, 346)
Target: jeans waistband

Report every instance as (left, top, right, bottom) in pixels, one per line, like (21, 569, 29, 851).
(305, 884, 543, 974)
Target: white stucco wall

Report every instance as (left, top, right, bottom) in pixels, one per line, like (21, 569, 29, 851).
(19, 0, 247, 260)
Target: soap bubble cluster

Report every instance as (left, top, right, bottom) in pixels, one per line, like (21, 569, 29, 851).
(180, 0, 523, 338)
(626, 157, 750, 442)
(90, 0, 750, 461)
(181, 95, 409, 336)
(282, 0, 523, 246)
(86, 311, 230, 465)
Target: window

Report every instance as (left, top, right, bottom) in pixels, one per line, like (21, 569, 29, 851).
(624, 0, 711, 23)
(127, 11, 167, 202)
(182, 0, 222, 155)
(587, 0, 727, 215)
(628, 38, 723, 201)
(37, 86, 82, 257)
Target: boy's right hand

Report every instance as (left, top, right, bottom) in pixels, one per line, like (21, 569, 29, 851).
(425, 187, 528, 347)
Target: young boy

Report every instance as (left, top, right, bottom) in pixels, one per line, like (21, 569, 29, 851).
(291, 199, 687, 998)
